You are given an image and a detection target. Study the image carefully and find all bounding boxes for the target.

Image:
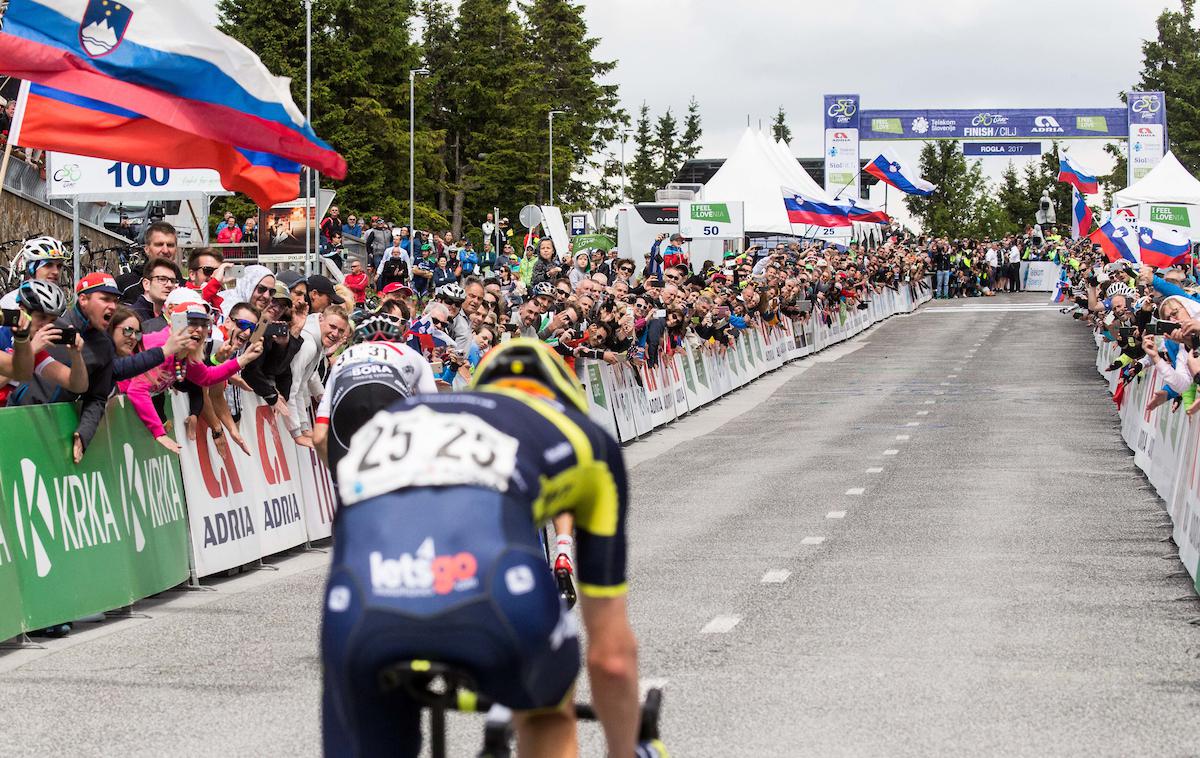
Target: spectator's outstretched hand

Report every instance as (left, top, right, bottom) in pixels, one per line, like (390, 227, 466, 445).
(163, 325, 191, 356)
(72, 432, 84, 464)
(237, 338, 265, 367)
(156, 435, 181, 455)
(30, 323, 60, 355)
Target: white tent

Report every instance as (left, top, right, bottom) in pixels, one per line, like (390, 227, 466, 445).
(1114, 152, 1200, 207)
(701, 127, 796, 235)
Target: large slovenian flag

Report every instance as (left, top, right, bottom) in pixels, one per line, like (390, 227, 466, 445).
(1138, 222, 1192, 268)
(13, 82, 301, 208)
(1071, 188, 1093, 240)
(863, 148, 936, 196)
(1088, 217, 1138, 264)
(834, 196, 890, 224)
(782, 187, 852, 227)
(0, 0, 346, 184)
(1057, 154, 1098, 195)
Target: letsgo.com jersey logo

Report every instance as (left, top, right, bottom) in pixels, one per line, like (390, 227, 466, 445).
(369, 538, 479, 598)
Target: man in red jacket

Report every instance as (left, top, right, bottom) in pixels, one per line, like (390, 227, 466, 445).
(343, 258, 369, 306)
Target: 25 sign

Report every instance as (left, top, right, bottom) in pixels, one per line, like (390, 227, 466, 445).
(105, 161, 171, 188)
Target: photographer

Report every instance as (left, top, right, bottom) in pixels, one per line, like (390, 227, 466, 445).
(0, 281, 88, 399)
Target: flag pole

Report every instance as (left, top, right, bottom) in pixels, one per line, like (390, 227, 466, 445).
(0, 81, 31, 191)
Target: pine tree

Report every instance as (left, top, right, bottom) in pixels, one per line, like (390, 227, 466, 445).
(679, 98, 703, 161)
(997, 161, 1034, 232)
(904, 141, 992, 238)
(771, 107, 792, 144)
(523, 0, 624, 208)
(627, 104, 658, 203)
(652, 109, 680, 188)
(1137, 0, 1200, 172)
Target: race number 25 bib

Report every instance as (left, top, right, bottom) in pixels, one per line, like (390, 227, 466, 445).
(338, 406, 519, 506)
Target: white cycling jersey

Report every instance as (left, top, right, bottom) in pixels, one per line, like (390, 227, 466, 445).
(315, 341, 437, 424)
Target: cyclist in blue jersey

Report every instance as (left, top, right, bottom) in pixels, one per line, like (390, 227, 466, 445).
(321, 338, 658, 758)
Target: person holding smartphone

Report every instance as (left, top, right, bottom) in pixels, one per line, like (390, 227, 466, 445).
(0, 280, 88, 404)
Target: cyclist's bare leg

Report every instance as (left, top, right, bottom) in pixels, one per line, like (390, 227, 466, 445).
(513, 709, 578, 758)
(553, 512, 575, 561)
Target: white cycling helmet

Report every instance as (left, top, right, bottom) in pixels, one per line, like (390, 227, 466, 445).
(531, 281, 555, 298)
(1105, 282, 1137, 301)
(17, 279, 68, 317)
(21, 236, 68, 275)
(436, 283, 466, 303)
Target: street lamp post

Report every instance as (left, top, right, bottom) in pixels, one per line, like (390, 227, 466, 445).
(410, 67, 430, 241)
(619, 130, 631, 202)
(548, 109, 566, 206)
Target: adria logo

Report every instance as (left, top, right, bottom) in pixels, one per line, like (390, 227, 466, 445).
(1137, 126, 1154, 136)
(196, 417, 244, 498)
(7, 459, 55, 577)
(256, 406, 292, 485)
(832, 131, 849, 140)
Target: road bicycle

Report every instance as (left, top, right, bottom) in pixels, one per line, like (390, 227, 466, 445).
(380, 659, 664, 758)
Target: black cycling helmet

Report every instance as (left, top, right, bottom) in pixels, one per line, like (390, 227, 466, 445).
(469, 337, 588, 413)
(352, 314, 405, 344)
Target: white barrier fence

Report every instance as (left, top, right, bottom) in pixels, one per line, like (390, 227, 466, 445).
(164, 282, 932, 580)
(1094, 337, 1200, 594)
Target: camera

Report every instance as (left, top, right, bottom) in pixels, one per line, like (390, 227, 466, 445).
(1, 308, 21, 328)
(52, 324, 78, 345)
(265, 322, 289, 339)
(1152, 320, 1181, 335)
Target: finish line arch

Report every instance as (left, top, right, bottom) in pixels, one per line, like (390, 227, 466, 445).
(821, 92, 1167, 200)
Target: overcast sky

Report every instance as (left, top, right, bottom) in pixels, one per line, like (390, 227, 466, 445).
(202, 0, 1169, 197)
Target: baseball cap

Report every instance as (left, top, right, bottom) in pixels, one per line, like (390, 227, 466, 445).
(276, 270, 305, 290)
(306, 275, 346, 304)
(271, 282, 292, 301)
(380, 282, 414, 297)
(76, 272, 120, 296)
(670, 233, 684, 242)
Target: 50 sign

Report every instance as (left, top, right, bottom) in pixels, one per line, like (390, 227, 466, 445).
(106, 161, 171, 188)
(678, 201, 744, 241)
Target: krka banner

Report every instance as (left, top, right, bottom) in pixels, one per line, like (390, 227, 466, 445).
(0, 399, 191, 638)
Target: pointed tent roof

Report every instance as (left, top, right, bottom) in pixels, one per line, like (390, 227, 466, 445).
(701, 127, 795, 235)
(1114, 152, 1200, 207)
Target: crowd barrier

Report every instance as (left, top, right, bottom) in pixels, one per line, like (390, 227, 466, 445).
(0, 280, 931, 639)
(1094, 337, 1200, 595)
(580, 282, 933, 443)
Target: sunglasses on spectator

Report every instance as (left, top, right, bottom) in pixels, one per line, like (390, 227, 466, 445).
(191, 266, 217, 276)
(431, 317, 448, 328)
(254, 284, 272, 295)
(121, 326, 142, 339)
(556, 288, 571, 297)
(233, 318, 257, 332)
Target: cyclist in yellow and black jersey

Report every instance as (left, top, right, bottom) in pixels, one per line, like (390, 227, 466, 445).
(321, 338, 652, 758)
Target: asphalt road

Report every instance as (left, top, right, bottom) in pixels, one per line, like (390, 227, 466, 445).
(2, 292, 1199, 757)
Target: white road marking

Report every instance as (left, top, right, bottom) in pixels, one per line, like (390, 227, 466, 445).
(866, 467, 884, 473)
(947, 374, 958, 378)
(761, 570, 791, 583)
(827, 511, 846, 519)
(954, 367, 962, 371)
(916, 411, 929, 416)
(801, 536, 826, 545)
(906, 422, 920, 426)
(924, 400, 936, 405)
(896, 434, 910, 441)
(845, 487, 865, 495)
(700, 615, 742, 634)
(883, 449, 899, 455)
(940, 382, 951, 386)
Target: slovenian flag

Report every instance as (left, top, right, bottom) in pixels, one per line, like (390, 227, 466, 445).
(863, 148, 936, 196)
(1071, 188, 1093, 240)
(782, 187, 851, 227)
(1088, 217, 1138, 264)
(1138, 222, 1192, 268)
(834, 196, 889, 224)
(404, 315, 454, 357)
(12, 82, 301, 208)
(1057, 155, 1098, 195)
(0, 0, 346, 183)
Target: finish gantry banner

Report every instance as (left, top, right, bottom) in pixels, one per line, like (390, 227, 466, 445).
(858, 108, 1127, 141)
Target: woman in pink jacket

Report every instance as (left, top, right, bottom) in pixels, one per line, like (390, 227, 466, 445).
(120, 299, 263, 453)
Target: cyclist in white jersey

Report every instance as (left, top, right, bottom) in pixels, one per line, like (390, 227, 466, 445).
(312, 314, 437, 478)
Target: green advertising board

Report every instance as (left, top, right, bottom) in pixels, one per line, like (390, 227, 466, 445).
(1149, 205, 1191, 228)
(0, 400, 190, 638)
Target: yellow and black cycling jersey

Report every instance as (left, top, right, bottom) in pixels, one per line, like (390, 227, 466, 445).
(336, 387, 629, 598)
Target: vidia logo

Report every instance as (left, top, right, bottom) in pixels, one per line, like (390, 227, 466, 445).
(255, 406, 292, 485)
(369, 538, 478, 598)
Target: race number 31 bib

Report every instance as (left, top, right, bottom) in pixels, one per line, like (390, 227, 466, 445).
(338, 406, 520, 506)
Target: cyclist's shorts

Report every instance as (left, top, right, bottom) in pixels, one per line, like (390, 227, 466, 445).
(321, 486, 579, 758)
(326, 367, 410, 480)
